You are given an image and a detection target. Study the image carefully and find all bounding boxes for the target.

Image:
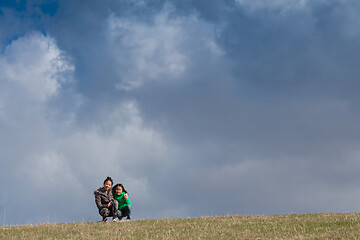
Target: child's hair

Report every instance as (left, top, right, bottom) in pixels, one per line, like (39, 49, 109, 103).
(112, 183, 128, 195)
(103, 176, 113, 185)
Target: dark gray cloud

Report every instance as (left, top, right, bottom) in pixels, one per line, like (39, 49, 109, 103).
(1, 0, 360, 225)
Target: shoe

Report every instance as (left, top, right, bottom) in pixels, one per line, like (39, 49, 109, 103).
(112, 218, 118, 222)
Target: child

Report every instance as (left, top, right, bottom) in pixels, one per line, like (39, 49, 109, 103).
(112, 183, 132, 221)
(94, 176, 117, 222)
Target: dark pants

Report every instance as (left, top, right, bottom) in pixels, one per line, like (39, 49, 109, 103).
(117, 205, 131, 220)
(99, 200, 118, 219)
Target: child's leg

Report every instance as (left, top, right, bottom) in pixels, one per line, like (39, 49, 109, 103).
(121, 205, 131, 220)
(99, 208, 110, 220)
(117, 210, 123, 220)
(111, 200, 119, 219)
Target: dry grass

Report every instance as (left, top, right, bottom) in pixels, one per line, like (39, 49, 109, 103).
(1, 213, 360, 239)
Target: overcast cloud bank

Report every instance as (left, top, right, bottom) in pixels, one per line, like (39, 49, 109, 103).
(1, 0, 360, 225)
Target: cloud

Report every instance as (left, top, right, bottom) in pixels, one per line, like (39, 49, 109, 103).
(0, 33, 74, 102)
(0, 32, 73, 223)
(234, 0, 318, 12)
(0, 32, 173, 224)
(106, 4, 222, 91)
(1, 0, 360, 225)
(108, 13, 187, 90)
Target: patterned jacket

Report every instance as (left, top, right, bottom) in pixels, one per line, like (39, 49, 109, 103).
(94, 187, 114, 210)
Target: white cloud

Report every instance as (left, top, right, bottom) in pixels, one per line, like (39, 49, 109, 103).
(0, 32, 177, 223)
(2, 0, 360, 225)
(108, 11, 187, 90)
(235, 0, 311, 12)
(58, 101, 171, 176)
(22, 151, 81, 189)
(0, 33, 74, 102)
(205, 39, 225, 56)
(1, 65, 176, 218)
(107, 5, 223, 90)
(46, 100, 174, 220)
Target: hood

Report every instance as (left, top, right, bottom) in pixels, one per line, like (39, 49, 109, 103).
(94, 187, 105, 196)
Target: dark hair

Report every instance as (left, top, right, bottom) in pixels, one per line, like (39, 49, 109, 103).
(112, 183, 128, 195)
(103, 176, 113, 185)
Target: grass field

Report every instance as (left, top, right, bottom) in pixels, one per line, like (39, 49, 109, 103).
(1, 213, 360, 239)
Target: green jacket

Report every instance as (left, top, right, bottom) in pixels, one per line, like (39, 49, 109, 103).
(113, 192, 131, 210)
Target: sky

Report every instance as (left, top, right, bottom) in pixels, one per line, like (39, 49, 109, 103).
(1, 0, 360, 225)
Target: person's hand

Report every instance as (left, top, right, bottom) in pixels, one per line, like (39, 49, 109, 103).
(124, 193, 129, 199)
(108, 202, 112, 207)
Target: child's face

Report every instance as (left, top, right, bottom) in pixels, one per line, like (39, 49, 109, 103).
(115, 186, 123, 195)
(103, 181, 112, 192)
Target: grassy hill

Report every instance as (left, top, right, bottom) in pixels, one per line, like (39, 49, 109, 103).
(1, 213, 360, 239)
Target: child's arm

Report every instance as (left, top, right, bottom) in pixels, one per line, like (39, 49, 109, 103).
(119, 194, 131, 209)
(95, 195, 109, 209)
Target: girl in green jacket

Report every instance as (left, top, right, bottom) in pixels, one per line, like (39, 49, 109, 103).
(112, 183, 132, 221)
